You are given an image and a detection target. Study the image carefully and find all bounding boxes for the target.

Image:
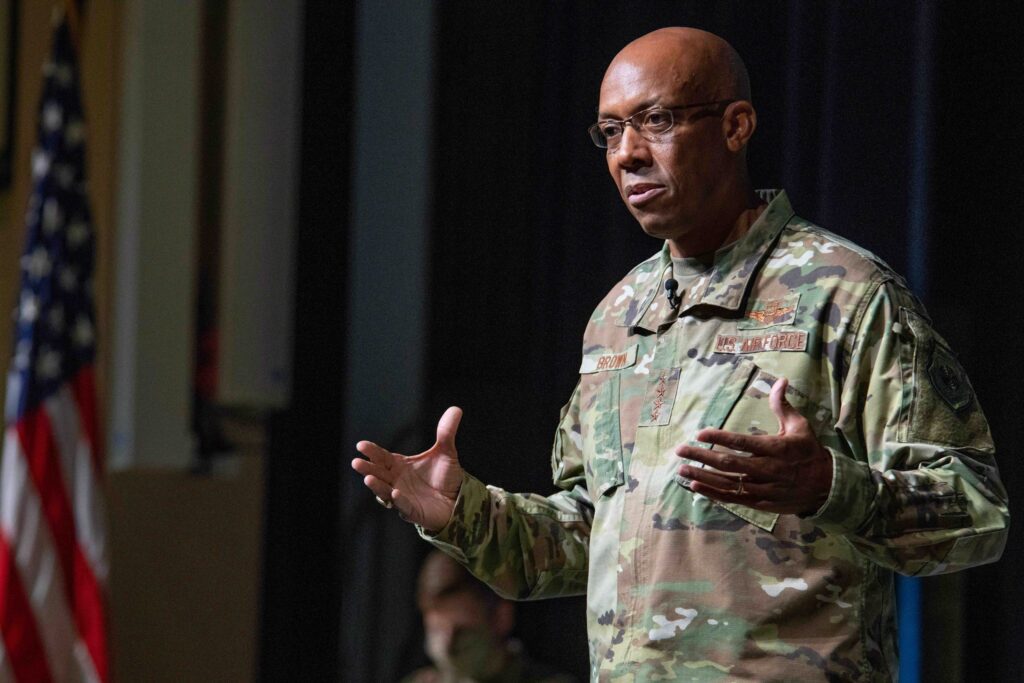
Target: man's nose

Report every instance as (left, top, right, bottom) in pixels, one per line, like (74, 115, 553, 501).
(612, 125, 651, 170)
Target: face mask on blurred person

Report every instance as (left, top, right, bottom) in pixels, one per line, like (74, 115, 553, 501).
(426, 625, 503, 680)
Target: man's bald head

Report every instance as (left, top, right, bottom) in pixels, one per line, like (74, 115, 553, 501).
(602, 27, 750, 108)
(597, 28, 759, 256)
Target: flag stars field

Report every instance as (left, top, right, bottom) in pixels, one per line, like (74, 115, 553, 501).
(18, 293, 40, 324)
(55, 65, 73, 88)
(47, 306, 65, 334)
(67, 221, 88, 248)
(42, 198, 63, 235)
(65, 121, 85, 147)
(13, 341, 32, 372)
(32, 150, 51, 179)
(36, 348, 62, 380)
(21, 246, 53, 281)
(58, 266, 78, 292)
(43, 103, 63, 132)
(73, 317, 94, 348)
(54, 163, 75, 189)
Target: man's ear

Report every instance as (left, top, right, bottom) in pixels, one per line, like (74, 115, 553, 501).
(723, 100, 757, 153)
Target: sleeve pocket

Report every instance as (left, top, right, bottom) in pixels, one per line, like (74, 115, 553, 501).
(899, 307, 992, 448)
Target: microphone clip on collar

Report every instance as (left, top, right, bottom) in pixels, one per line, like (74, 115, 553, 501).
(664, 278, 682, 310)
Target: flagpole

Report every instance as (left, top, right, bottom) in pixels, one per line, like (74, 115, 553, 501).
(62, 0, 83, 55)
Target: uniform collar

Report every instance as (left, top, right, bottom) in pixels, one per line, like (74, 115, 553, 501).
(620, 189, 795, 332)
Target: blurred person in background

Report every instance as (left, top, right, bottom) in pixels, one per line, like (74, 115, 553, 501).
(402, 550, 576, 683)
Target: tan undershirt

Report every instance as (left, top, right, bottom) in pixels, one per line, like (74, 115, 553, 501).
(669, 203, 767, 289)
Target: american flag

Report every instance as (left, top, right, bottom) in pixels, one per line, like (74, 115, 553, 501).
(0, 14, 110, 683)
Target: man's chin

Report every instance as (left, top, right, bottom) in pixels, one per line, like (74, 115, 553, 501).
(636, 218, 705, 250)
(636, 218, 677, 241)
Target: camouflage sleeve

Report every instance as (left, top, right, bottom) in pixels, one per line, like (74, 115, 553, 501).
(417, 382, 592, 599)
(808, 280, 1009, 576)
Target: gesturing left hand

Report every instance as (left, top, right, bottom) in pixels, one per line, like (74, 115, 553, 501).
(674, 377, 833, 516)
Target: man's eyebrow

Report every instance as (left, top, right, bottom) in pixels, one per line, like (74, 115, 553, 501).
(596, 99, 662, 119)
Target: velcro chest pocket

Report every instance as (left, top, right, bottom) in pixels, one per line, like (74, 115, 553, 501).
(579, 346, 637, 498)
(679, 358, 833, 532)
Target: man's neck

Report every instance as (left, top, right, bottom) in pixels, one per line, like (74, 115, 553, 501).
(668, 190, 763, 258)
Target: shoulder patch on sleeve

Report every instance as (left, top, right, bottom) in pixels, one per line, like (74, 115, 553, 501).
(898, 305, 991, 449)
(927, 344, 972, 411)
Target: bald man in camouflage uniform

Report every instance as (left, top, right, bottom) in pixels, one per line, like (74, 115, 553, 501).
(353, 27, 1008, 682)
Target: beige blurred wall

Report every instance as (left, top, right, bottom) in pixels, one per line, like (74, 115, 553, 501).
(0, 4, 264, 681)
(109, 428, 264, 683)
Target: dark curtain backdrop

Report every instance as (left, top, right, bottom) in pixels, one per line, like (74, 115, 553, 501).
(268, 2, 1024, 682)
(259, 2, 352, 681)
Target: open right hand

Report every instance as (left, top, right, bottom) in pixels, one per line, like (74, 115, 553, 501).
(351, 406, 465, 532)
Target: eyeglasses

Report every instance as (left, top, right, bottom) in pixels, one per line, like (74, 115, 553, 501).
(588, 100, 735, 150)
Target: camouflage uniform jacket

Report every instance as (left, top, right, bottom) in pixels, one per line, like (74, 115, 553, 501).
(423, 190, 1008, 681)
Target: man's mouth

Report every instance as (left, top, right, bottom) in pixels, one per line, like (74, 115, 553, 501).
(625, 183, 666, 207)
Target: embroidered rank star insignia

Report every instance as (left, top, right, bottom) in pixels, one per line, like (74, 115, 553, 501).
(748, 299, 795, 325)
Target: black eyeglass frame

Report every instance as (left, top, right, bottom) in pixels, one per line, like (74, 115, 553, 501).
(588, 99, 737, 149)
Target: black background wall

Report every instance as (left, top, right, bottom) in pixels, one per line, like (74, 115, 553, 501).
(267, 2, 1024, 681)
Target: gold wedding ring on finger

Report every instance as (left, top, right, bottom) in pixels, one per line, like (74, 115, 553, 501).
(375, 495, 393, 510)
(735, 474, 746, 496)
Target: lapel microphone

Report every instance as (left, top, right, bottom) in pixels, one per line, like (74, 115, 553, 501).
(664, 278, 682, 309)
